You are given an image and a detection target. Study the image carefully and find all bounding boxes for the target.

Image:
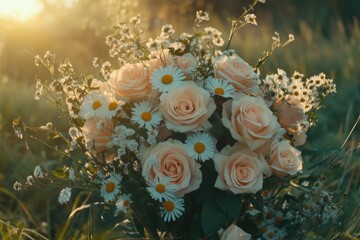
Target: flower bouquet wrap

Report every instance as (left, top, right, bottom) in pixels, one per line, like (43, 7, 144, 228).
(14, 1, 356, 239)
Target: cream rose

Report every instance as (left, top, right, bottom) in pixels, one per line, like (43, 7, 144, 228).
(214, 54, 259, 94)
(269, 140, 303, 177)
(220, 224, 251, 240)
(109, 62, 152, 101)
(147, 49, 174, 71)
(82, 117, 114, 152)
(159, 82, 216, 133)
(213, 144, 269, 194)
(173, 53, 197, 80)
(141, 140, 202, 196)
(272, 96, 306, 133)
(222, 93, 280, 153)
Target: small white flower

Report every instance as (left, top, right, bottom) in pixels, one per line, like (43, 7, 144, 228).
(245, 14, 257, 25)
(68, 127, 81, 139)
(126, 139, 139, 152)
(205, 77, 236, 98)
(147, 129, 158, 145)
(147, 176, 177, 201)
(115, 194, 132, 215)
(196, 10, 210, 22)
(69, 168, 75, 181)
(150, 66, 185, 93)
(258, 0, 266, 3)
(131, 101, 163, 130)
(34, 165, 44, 178)
(13, 181, 22, 191)
(161, 198, 185, 222)
(185, 132, 215, 162)
(58, 187, 72, 204)
(26, 176, 35, 185)
(100, 174, 122, 202)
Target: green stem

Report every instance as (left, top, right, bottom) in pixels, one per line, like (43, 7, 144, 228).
(226, 0, 259, 50)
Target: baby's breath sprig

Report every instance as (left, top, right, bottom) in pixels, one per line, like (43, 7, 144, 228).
(254, 32, 295, 71)
(226, 0, 264, 50)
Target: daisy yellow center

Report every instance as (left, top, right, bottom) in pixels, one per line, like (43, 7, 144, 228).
(260, 226, 267, 234)
(108, 102, 118, 111)
(141, 112, 152, 121)
(268, 232, 275, 239)
(105, 182, 115, 193)
(155, 183, 166, 193)
(92, 100, 102, 110)
(214, 87, 224, 95)
(194, 142, 205, 153)
(161, 74, 173, 85)
(123, 200, 129, 207)
(163, 200, 175, 212)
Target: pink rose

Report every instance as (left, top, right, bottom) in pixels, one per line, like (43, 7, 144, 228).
(82, 117, 114, 152)
(269, 140, 303, 177)
(213, 144, 269, 194)
(222, 93, 280, 154)
(220, 224, 251, 240)
(214, 54, 259, 94)
(109, 63, 152, 101)
(141, 140, 202, 196)
(272, 96, 306, 133)
(159, 82, 216, 133)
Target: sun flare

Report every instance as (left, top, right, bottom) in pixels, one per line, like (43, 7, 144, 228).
(0, 0, 43, 22)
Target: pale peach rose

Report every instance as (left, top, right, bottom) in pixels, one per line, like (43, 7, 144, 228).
(222, 93, 280, 153)
(214, 54, 259, 94)
(293, 132, 307, 147)
(272, 96, 306, 133)
(147, 49, 174, 71)
(141, 140, 202, 196)
(90, 78, 112, 93)
(82, 117, 114, 152)
(159, 82, 216, 133)
(269, 140, 303, 177)
(220, 224, 251, 240)
(109, 62, 152, 101)
(173, 53, 197, 80)
(213, 144, 269, 194)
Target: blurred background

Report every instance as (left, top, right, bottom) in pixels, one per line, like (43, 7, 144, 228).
(0, 0, 359, 238)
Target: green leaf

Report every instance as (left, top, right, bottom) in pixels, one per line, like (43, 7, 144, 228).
(190, 213, 203, 240)
(52, 167, 67, 179)
(201, 199, 228, 235)
(249, 192, 263, 211)
(216, 191, 243, 219)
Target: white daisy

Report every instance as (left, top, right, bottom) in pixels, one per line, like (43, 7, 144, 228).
(115, 194, 132, 215)
(150, 65, 185, 93)
(205, 77, 236, 98)
(131, 101, 163, 130)
(58, 187, 72, 204)
(79, 92, 108, 120)
(147, 129, 159, 145)
(146, 176, 178, 201)
(105, 94, 123, 119)
(185, 132, 215, 162)
(100, 173, 122, 202)
(161, 198, 185, 222)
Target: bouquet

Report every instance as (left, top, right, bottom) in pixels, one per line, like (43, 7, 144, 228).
(13, 1, 347, 239)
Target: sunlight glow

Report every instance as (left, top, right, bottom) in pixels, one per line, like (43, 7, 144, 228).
(0, 0, 43, 22)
